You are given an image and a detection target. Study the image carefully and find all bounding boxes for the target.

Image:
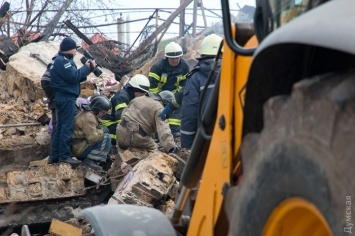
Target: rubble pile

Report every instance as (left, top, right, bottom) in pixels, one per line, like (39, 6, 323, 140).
(108, 151, 178, 208)
(0, 36, 205, 233)
(0, 164, 85, 203)
(0, 41, 116, 166)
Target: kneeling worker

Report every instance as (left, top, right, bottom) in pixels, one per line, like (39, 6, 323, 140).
(71, 95, 112, 171)
(116, 94, 180, 153)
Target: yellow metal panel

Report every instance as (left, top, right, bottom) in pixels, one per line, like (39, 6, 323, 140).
(186, 39, 234, 236)
(187, 34, 258, 235)
(233, 35, 258, 159)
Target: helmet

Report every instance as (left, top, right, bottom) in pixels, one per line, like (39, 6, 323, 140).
(149, 90, 174, 105)
(90, 95, 111, 113)
(128, 74, 150, 93)
(158, 90, 174, 105)
(165, 42, 183, 58)
(200, 34, 223, 56)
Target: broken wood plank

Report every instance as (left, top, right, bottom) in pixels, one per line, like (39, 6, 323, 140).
(49, 218, 82, 236)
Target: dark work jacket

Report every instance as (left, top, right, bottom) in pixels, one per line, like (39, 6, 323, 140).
(180, 57, 221, 149)
(101, 87, 135, 127)
(148, 57, 189, 94)
(50, 51, 90, 97)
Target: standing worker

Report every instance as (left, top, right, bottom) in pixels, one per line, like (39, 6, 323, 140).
(101, 74, 150, 145)
(49, 37, 95, 166)
(71, 96, 112, 171)
(40, 54, 58, 160)
(180, 34, 223, 149)
(148, 42, 189, 135)
(116, 95, 180, 153)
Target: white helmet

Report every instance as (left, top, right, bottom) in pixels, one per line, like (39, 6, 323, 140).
(200, 34, 223, 56)
(165, 42, 183, 58)
(128, 74, 150, 93)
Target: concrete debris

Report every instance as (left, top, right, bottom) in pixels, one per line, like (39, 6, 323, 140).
(108, 151, 178, 208)
(0, 163, 85, 203)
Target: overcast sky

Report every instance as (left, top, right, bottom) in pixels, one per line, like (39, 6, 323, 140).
(113, 0, 255, 8)
(98, 0, 256, 46)
(10, 0, 256, 47)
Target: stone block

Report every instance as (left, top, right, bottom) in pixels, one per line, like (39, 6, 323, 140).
(56, 179, 71, 196)
(26, 170, 41, 183)
(0, 187, 8, 201)
(27, 182, 43, 198)
(58, 164, 72, 180)
(9, 187, 28, 201)
(7, 171, 27, 186)
(43, 165, 57, 179)
(44, 181, 58, 198)
(0, 172, 7, 183)
(71, 179, 85, 195)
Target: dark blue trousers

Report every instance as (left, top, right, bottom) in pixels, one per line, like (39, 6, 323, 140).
(51, 92, 76, 160)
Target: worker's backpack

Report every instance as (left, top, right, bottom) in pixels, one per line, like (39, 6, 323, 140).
(40, 56, 56, 103)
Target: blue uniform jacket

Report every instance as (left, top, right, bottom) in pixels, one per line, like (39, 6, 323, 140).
(180, 57, 221, 149)
(50, 51, 90, 97)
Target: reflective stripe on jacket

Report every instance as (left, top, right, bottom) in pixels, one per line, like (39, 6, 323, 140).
(50, 51, 90, 97)
(101, 88, 134, 127)
(148, 57, 189, 94)
(181, 57, 221, 149)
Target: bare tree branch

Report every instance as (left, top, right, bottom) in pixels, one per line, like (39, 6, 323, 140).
(41, 0, 74, 41)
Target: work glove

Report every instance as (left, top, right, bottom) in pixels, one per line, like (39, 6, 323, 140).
(160, 104, 173, 121)
(169, 146, 181, 153)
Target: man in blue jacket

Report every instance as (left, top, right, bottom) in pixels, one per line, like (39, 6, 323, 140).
(49, 37, 94, 166)
(180, 34, 223, 149)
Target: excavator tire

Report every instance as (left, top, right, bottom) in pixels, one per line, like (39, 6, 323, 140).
(226, 70, 355, 236)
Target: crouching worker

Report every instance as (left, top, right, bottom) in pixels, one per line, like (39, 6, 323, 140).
(116, 95, 180, 153)
(71, 96, 112, 171)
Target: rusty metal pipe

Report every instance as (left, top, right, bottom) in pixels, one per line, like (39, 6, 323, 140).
(0, 122, 42, 128)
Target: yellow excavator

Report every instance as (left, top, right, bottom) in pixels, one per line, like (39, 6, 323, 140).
(80, 0, 355, 235)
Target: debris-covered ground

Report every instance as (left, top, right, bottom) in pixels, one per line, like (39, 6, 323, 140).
(0, 37, 200, 235)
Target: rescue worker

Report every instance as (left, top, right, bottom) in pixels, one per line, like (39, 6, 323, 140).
(148, 42, 189, 135)
(116, 95, 180, 153)
(48, 97, 90, 134)
(180, 34, 223, 149)
(41, 54, 58, 159)
(49, 37, 95, 166)
(71, 95, 112, 171)
(101, 74, 150, 145)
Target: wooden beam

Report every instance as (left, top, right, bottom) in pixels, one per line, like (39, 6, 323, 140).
(49, 218, 82, 236)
